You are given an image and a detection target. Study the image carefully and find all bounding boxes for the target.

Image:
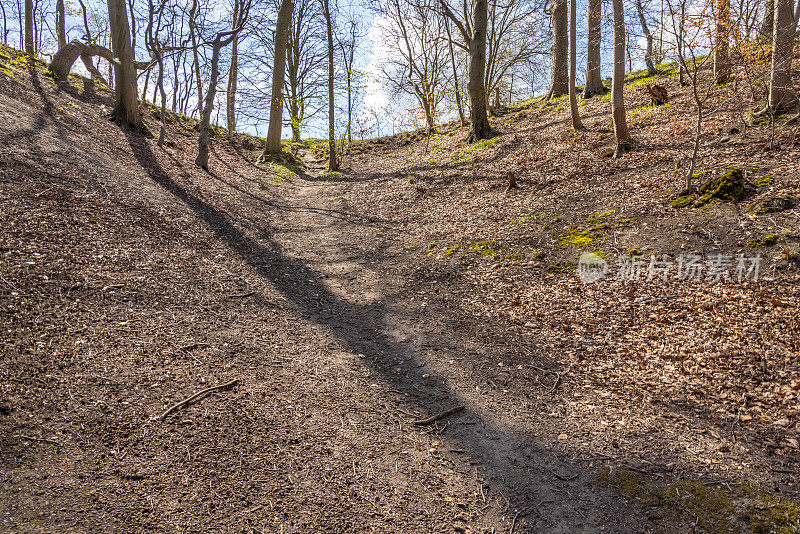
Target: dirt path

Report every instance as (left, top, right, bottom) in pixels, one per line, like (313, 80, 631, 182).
(246, 150, 652, 532)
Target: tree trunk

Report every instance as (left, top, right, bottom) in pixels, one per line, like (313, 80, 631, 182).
(466, 0, 491, 142)
(769, 0, 799, 111)
(635, 0, 655, 75)
(189, 0, 203, 118)
(322, 0, 337, 171)
(196, 39, 224, 168)
(226, 0, 240, 135)
(107, 0, 145, 131)
(24, 0, 32, 54)
(569, 0, 582, 129)
(56, 0, 66, 49)
(714, 0, 731, 84)
(445, 18, 467, 126)
(263, 0, 293, 155)
(611, 0, 629, 157)
(761, 0, 775, 38)
(583, 0, 606, 97)
(549, 0, 568, 98)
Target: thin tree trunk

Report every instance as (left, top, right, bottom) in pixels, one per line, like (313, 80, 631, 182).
(189, 0, 203, 118)
(583, 0, 606, 97)
(322, 0, 337, 170)
(263, 0, 293, 155)
(549, 0, 568, 97)
(226, 0, 240, 134)
(769, 0, 799, 111)
(611, 0, 629, 157)
(714, 0, 731, 84)
(24, 0, 32, 54)
(445, 18, 466, 125)
(568, 0, 582, 129)
(635, 0, 655, 75)
(56, 0, 66, 49)
(108, 0, 145, 131)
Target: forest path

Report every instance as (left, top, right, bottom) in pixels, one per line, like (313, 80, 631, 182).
(252, 152, 653, 533)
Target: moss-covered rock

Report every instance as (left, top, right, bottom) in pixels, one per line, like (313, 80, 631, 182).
(672, 194, 696, 208)
(749, 196, 795, 215)
(694, 168, 745, 207)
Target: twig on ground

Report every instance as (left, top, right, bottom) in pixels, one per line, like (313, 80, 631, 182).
(543, 466, 579, 481)
(159, 379, 239, 421)
(413, 405, 465, 426)
(15, 434, 60, 445)
(548, 372, 561, 394)
(509, 510, 520, 533)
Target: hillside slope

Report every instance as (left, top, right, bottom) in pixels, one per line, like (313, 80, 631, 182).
(1, 44, 800, 533)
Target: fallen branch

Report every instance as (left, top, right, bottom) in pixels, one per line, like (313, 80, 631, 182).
(159, 379, 239, 421)
(413, 405, 465, 426)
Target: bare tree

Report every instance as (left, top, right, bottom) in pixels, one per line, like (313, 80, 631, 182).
(568, 0, 581, 129)
(262, 0, 293, 155)
(145, 0, 167, 146)
(196, 0, 250, 169)
(635, 0, 656, 75)
(188, 0, 204, 118)
(336, 12, 364, 142)
(610, 0, 629, 157)
(583, 0, 606, 97)
(381, 0, 448, 134)
(440, 0, 491, 142)
(284, 0, 326, 142)
(226, 0, 242, 134)
(444, 16, 467, 125)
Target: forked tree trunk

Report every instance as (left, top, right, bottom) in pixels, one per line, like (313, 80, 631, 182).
(549, 0, 568, 98)
(768, 0, 799, 111)
(611, 0, 629, 157)
(107, 0, 145, 131)
(583, 0, 606, 97)
(714, 0, 731, 84)
(262, 0, 293, 155)
(568, 0, 582, 129)
(635, 0, 655, 75)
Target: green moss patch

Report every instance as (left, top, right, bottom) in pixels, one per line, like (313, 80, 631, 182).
(749, 196, 795, 215)
(470, 240, 502, 257)
(599, 469, 800, 534)
(547, 259, 575, 273)
(755, 175, 774, 188)
(747, 234, 779, 248)
(452, 138, 498, 161)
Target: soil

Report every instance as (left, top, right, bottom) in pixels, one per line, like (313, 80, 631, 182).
(1, 47, 799, 533)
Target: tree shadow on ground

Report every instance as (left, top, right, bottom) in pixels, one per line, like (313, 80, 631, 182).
(124, 129, 652, 532)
